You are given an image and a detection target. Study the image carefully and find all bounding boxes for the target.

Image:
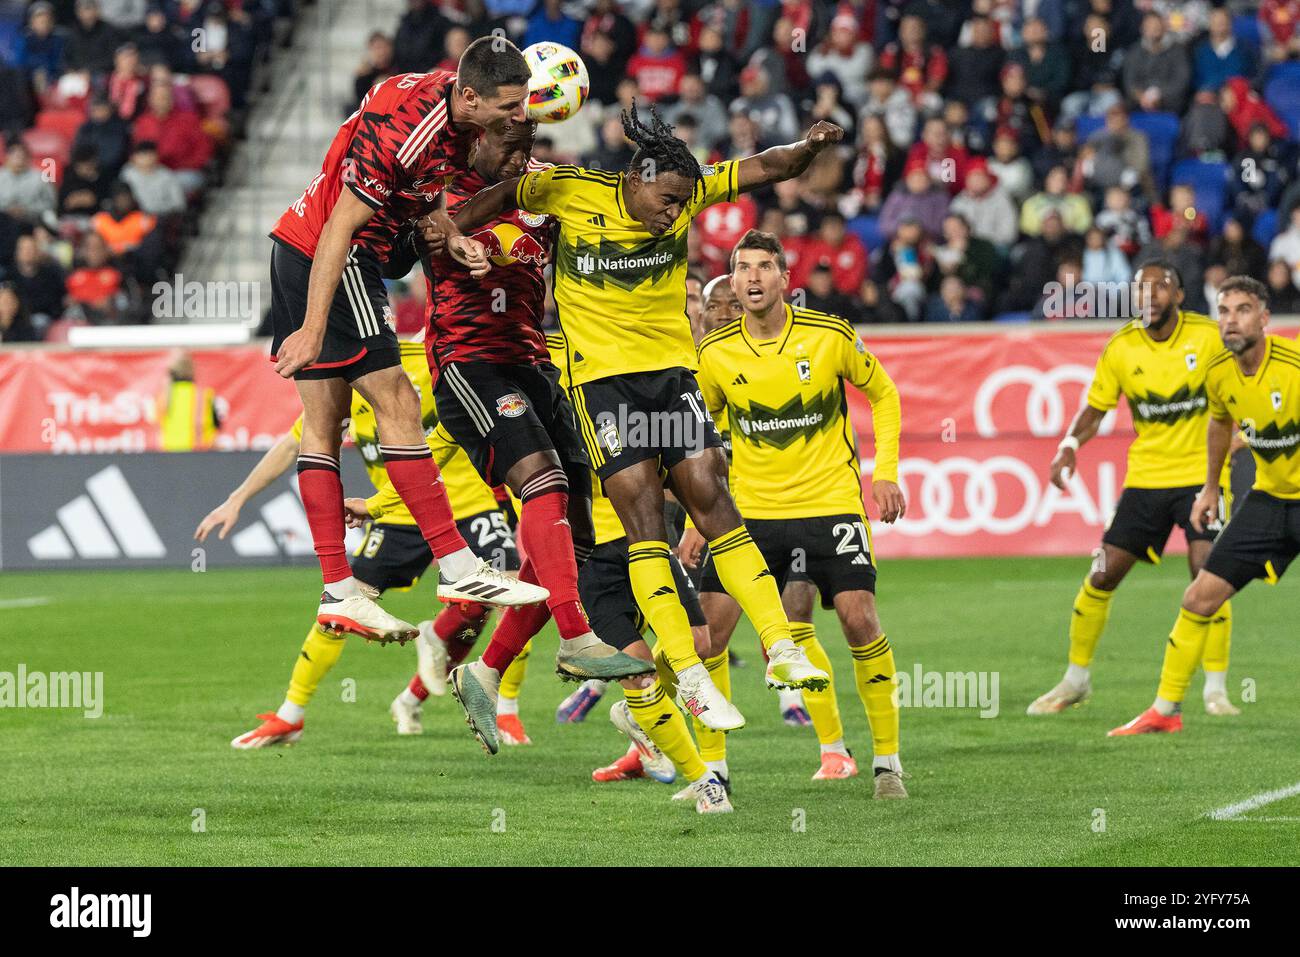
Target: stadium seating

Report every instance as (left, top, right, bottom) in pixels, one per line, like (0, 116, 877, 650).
(1253, 207, 1279, 246)
(847, 214, 883, 253)
(1129, 112, 1180, 191)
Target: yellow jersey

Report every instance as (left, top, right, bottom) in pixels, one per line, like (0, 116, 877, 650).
(515, 161, 739, 387)
(1206, 335, 1300, 500)
(290, 342, 498, 523)
(696, 305, 901, 521)
(1085, 311, 1220, 489)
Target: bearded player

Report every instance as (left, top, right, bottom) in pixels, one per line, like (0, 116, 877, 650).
(434, 104, 844, 745)
(266, 38, 547, 648)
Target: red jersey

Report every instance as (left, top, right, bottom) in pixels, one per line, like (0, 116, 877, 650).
(425, 159, 554, 374)
(271, 71, 477, 262)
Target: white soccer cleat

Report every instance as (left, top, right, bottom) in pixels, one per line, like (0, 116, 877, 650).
(764, 638, 830, 691)
(609, 699, 676, 783)
(437, 560, 549, 607)
(690, 776, 734, 814)
(1204, 691, 1241, 716)
(390, 693, 423, 735)
(676, 663, 745, 731)
(317, 591, 418, 644)
(1026, 678, 1091, 715)
(415, 620, 449, 696)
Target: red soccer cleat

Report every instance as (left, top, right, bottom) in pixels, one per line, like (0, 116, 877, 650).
(497, 713, 532, 746)
(812, 751, 859, 780)
(231, 712, 304, 749)
(1108, 707, 1183, 737)
(592, 746, 644, 782)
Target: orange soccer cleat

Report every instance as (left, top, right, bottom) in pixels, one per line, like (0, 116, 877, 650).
(1108, 707, 1183, 737)
(231, 712, 304, 749)
(497, 713, 532, 746)
(592, 746, 644, 782)
(812, 751, 859, 780)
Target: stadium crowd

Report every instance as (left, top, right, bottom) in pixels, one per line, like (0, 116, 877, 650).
(0, 0, 294, 341)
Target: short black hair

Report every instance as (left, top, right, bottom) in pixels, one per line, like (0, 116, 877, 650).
(456, 35, 530, 98)
(1218, 274, 1269, 307)
(730, 228, 787, 272)
(1135, 258, 1184, 290)
(621, 100, 702, 186)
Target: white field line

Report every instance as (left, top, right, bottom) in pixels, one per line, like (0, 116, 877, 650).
(0, 597, 51, 610)
(1206, 781, 1300, 821)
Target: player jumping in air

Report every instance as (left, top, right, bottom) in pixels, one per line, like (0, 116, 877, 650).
(1112, 276, 1300, 736)
(266, 38, 547, 645)
(683, 231, 909, 798)
(1029, 262, 1238, 718)
(432, 104, 845, 740)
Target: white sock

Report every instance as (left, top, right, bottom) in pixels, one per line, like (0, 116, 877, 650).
(820, 738, 850, 757)
(323, 575, 359, 598)
(1203, 670, 1227, 697)
(439, 547, 480, 582)
(276, 701, 305, 724)
(397, 689, 421, 708)
(778, 687, 803, 710)
(706, 759, 729, 779)
(584, 679, 608, 695)
(1064, 663, 1090, 688)
(872, 753, 902, 774)
(497, 695, 519, 716)
(1153, 696, 1180, 716)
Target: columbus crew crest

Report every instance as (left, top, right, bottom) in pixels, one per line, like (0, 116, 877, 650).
(1272, 389, 1284, 411)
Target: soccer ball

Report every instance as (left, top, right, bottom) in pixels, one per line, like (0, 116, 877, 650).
(524, 42, 589, 124)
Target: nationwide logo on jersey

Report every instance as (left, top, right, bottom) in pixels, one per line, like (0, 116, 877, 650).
(496, 393, 528, 418)
(1129, 383, 1208, 425)
(730, 390, 841, 449)
(559, 231, 686, 290)
(1240, 418, 1300, 462)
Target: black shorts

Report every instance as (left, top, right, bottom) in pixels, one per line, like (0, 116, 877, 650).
(578, 537, 705, 651)
(570, 367, 725, 481)
(434, 360, 588, 487)
(699, 514, 876, 607)
(349, 510, 519, 592)
(269, 239, 399, 381)
(1101, 486, 1218, 562)
(1204, 490, 1300, 590)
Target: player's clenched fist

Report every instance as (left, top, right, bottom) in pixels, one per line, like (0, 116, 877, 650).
(448, 235, 491, 278)
(273, 328, 324, 378)
(804, 121, 844, 152)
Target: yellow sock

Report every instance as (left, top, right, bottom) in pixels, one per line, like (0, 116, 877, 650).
(499, 639, 531, 700)
(791, 622, 843, 746)
(707, 526, 791, 650)
(1068, 579, 1114, 667)
(625, 679, 708, 782)
(1157, 608, 1213, 705)
(692, 652, 731, 762)
(650, 643, 679, 698)
(287, 623, 347, 707)
(1200, 600, 1232, 673)
(850, 633, 900, 757)
(627, 541, 700, 671)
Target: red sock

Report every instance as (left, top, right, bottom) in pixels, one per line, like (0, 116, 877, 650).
(433, 601, 487, 642)
(481, 558, 552, 673)
(518, 472, 587, 639)
(297, 455, 350, 583)
(407, 674, 429, 701)
(381, 446, 467, 558)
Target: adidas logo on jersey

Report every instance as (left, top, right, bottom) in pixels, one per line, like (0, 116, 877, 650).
(732, 373, 749, 385)
(587, 214, 607, 227)
(851, 554, 871, 565)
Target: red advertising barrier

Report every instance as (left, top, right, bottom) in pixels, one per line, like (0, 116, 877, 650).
(4, 326, 1292, 556)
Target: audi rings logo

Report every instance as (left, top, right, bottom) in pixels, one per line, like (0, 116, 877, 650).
(973, 365, 1117, 437)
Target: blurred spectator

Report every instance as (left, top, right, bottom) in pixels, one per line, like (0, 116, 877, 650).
(392, 0, 450, 74)
(770, 177, 818, 238)
(934, 211, 998, 310)
(582, 0, 638, 67)
(1082, 225, 1131, 286)
(1033, 117, 1080, 182)
(524, 0, 583, 49)
(1178, 89, 1230, 159)
(583, 32, 623, 107)
(188, 3, 256, 110)
(1035, 257, 1093, 320)
(851, 113, 904, 215)
(133, 81, 214, 193)
(1094, 185, 1151, 258)
(731, 66, 797, 145)
(1122, 11, 1190, 115)
(879, 163, 949, 241)
(664, 74, 728, 152)
(120, 141, 186, 216)
(65, 232, 126, 324)
(1209, 218, 1267, 282)
(74, 94, 133, 178)
(1153, 0, 1211, 44)
(0, 283, 37, 342)
(925, 275, 982, 322)
(435, 27, 470, 74)
(950, 159, 1019, 250)
(987, 127, 1035, 202)
(803, 76, 855, 144)
(1150, 183, 1209, 246)
(100, 0, 149, 31)
(807, 12, 873, 105)
(1010, 17, 1069, 110)
(692, 25, 740, 103)
(352, 33, 396, 113)
(1229, 123, 1293, 224)
(1063, 14, 1124, 122)
(790, 211, 867, 296)
(1000, 211, 1081, 313)
(750, 16, 811, 97)
(1259, 0, 1300, 65)
(585, 114, 635, 171)
(58, 145, 112, 217)
(109, 42, 147, 120)
(1021, 165, 1093, 235)
(855, 277, 908, 324)
(945, 14, 1004, 108)
(878, 14, 947, 112)
(7, 230, 66, 330)
(860, 68, 916, 151)
(0, 59, 36, 144)
(802, 262, 860, 319)
(981, 62, 1048, 157)
(1193, 7, 1254, 93)
(1267, 259, 1300, 311)
(1136, 226, 1207, 312)
(15, 2, 65, 95)
(0, 142, 56, 223)
(872, 218, 934, 320)
(136, 4, 183, 69)
(64, 0, 127, 76)
(1220, 77, 1288, 150)
(627, 26, 686, 103)
(906, 116, 972, 197)
(1269, 207, 1300, 288)
(1081, 104, 1154, 202)
(92, 182, 157, 259)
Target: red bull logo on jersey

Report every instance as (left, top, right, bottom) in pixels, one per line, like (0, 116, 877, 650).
(478, 222, 549, 267)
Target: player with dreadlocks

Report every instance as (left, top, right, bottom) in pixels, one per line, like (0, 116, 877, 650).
(422, 102, 843, 792)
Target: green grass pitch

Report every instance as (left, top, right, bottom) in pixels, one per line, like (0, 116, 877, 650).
(2, 557, 1297, 866)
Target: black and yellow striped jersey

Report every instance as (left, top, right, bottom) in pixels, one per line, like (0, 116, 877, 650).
(291, 341, 498, 522)
(1207, 335, 1300, 499)
(695, 304, 901, 521)
(516, 161, 739, 388)
(1085, 311, 1221, 489)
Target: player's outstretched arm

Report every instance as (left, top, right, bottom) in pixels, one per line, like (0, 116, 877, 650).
(194, 431, 300, 541)
(1050, 404, 1107, 490)
(449, 177, 523, 234)
(735, 121, 844, 194)
(1191, 415, 1234, 532)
